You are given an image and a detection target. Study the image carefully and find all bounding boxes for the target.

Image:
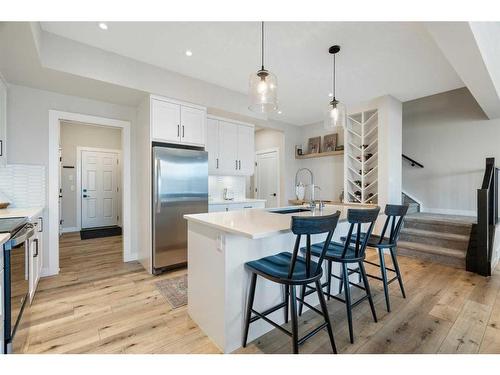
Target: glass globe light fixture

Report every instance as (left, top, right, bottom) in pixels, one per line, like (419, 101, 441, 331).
(324, 45, 346, 129)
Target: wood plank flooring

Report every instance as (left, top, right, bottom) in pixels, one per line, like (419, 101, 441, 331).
(23, 233, 500, 354)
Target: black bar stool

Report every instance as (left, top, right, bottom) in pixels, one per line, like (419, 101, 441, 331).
(242, 212, 341, 354)
(299, 207, 380, 344)
(340, 204, 409, 312)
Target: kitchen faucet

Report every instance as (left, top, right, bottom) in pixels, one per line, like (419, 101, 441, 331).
(295, 168, 315, 207)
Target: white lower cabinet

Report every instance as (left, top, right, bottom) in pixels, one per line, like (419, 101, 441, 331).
(208, 201, 265, 213)
(29, 217, 43, 303)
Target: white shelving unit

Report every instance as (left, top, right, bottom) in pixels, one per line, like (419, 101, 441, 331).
(344, 109, 378, 204)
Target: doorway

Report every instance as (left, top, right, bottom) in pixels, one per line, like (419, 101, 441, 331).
(255, 148, 280, 208)
(48, 111, 132, 277)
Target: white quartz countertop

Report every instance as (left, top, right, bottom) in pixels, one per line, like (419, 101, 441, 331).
(0, 206, 44, 221)
(0, 233, 10, 247)
(209, 198, 266, 205)
(185, 204, 375, 239)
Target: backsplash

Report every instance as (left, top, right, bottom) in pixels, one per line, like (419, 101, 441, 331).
(209, 175, 246, 201)
(0, 164, 46, 207)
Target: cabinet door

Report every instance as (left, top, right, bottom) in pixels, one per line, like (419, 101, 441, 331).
(0, 78, 7, 166)
(181, 106, 206, 146)
(29, 235, 40, 303)
(151, 99, 181, 143)
(206, 118, 219, 174)
(237, 125, 255, 176)
(218, 121, 239, 174)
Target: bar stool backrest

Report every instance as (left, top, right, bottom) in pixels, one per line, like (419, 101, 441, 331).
(378, 204, 409, 245)
(343, 207, 381, 259)
(288, 212, 341, 279)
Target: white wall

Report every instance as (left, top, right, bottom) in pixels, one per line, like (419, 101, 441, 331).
(6, 84, 138, 272)
(60, 121, 122, 229)
(402, 87, 498, 216)
(296, 123, 345, 202)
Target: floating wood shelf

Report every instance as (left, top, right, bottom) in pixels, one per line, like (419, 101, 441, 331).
(295, 150, 344, 159)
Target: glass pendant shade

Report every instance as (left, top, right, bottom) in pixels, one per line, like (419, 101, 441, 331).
(248, 69, 278, 113)
(324, 99, 346, 129)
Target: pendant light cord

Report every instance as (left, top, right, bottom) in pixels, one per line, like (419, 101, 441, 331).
(332, 53, 336, 100)
(261, 21, 265, 70)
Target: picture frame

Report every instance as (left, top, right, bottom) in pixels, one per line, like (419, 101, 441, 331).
(308, 136, 321, 154)
(323, 133, 338, 152)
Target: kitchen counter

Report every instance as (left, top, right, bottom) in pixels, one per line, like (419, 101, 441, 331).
(209, 198, 267, 205)
(185, 203, 376, 353)
(0, 206, 44, 221)
(0, 233, 10, 247)
(185, 204, 366, 239)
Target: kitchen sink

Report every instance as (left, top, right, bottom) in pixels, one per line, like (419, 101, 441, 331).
(270, 208, 312, 214)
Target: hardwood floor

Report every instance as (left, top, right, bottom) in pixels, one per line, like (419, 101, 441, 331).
(23, 232, 500, 354)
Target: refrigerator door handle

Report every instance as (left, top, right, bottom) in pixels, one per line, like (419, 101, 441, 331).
(155, 158, 162, 213)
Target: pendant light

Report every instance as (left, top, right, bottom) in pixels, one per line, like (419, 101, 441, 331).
(324, 45, 346, 129)
(249, 22, 278, 113)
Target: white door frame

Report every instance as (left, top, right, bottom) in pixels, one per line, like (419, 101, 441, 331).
(48, 110, 132, 277)
(255, 148, 280, 207)
(76, 146, 122, 230)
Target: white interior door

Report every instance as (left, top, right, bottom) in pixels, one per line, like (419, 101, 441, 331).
(81, 150, 120, 229)
(255, 150, 279, 208)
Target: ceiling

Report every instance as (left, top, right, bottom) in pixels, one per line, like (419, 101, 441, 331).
(38, 22, 463, 125)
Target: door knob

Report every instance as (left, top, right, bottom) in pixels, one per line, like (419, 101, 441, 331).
(83, 194, 88, 198)
(271, 193, 277, 197)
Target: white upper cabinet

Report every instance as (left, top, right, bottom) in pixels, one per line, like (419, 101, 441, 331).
(206, 118, 219, 173)
(207, 116, 255, 176)
(0, 77, 7, 166)
(151, 96, 206, 147)
(237, 124, 255, 175)
(181, 105, 206, 146)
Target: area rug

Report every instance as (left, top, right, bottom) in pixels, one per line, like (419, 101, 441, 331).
(155, 275, 188, 309)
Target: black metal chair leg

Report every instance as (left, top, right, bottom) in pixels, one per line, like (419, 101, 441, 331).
(390, 247, 406, 298)
(359, 261, 377, 322)
(242, 273, 257, 347)
(298, 284, 306, 316)
(342, 263, 354, 344)
(289, 285, 299, 354)
(378, 248, 391, 312)
(284, 285, 290, 323)
(326, 260, 332, 300)
(338, 263, 344, 294)
(315, 279, 337, 354)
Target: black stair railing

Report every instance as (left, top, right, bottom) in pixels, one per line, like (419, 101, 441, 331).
(466, 157, 498, 276)
(402, 154, 424, 168)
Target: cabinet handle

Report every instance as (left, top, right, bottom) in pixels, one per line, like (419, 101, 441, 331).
(239, 160, 241, 170)
(216, 158, 219, 169)
(235, 160, 238, 170)
(0, 140, 2, 156)
(243, 206, 252, 209)
(33, 238, 39, 258)
(39, 217, 43, 232)
(177, 125, 180, 137)
(182, 125, 185, 138)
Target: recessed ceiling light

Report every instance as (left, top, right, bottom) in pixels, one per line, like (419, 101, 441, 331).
(98, 22, 108, 30)
(328, 92, 333, 97)
(278, 110, 282, 114)
(185, 50, 193, 57)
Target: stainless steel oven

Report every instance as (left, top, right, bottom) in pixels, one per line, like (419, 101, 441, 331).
(1, 217, 33, 354)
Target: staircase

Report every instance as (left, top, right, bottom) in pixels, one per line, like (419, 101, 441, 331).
(402, 192, 420, 214)
(398, 213, 475, 268)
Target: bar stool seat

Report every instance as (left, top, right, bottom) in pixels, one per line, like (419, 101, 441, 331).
(309, 241, 361, 261)
(246, 252, 322, 284)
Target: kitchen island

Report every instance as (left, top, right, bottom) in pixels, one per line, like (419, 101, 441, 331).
(184, 204, 374, 353)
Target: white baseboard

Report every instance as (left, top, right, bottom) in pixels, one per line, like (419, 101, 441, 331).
(61, 226, 80, 233)
(40, 267, 59, 277)
(124, 252, 138, 262)
(421, 208, 476, 217)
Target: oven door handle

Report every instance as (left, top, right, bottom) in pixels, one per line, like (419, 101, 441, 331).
(9, 226, 36, 248)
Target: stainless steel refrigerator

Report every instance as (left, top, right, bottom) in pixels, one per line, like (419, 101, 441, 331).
(152, 145, 208, 274)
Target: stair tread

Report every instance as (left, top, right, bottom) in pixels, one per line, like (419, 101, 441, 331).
(404, 213, 475, 227)
(400, 227, 470, 242)
(397, 240, 466, 259)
